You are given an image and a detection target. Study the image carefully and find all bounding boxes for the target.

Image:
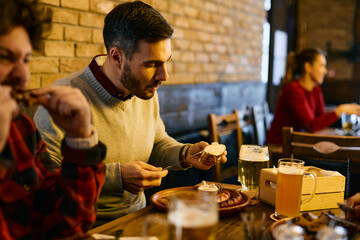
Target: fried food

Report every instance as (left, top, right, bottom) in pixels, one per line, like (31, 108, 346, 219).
(218, 190, 231, 203)
(156, 188, 243, 209)
(218, 190, 243, 208)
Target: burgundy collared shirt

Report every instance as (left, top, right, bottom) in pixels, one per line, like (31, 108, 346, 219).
(89, 55, 133, 101)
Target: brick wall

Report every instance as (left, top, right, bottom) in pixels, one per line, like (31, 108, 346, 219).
(33, 0, 267, 135)
(33, 0, 266, 87)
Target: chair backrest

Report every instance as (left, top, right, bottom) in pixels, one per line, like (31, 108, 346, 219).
(251, 102, 271, 145)
(282, 126, 360, 197)
(237, 107, 256, 144)
(208, 110, 242, 183)
(262, 101, 272, 131)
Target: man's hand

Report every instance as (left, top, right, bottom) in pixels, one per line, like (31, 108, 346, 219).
(345, 192, 360, 221)
(121, 161, 168, 194)
(186, 141, 227, 170)
(0, 86, 19, 152)
(32, 86, 92, 138)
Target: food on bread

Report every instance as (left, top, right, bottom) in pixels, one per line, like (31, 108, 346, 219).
(199, 142, 226, 166)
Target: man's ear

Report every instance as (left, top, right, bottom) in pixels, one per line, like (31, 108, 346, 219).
(109, 47, 125, 69)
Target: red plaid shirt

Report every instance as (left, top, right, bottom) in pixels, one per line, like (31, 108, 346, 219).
(0, 113, 106, 239)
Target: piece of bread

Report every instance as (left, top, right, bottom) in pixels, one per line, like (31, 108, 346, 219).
(199, 142, 226, 166)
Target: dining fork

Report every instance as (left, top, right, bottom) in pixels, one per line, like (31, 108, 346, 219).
(163, 150, 205, 170)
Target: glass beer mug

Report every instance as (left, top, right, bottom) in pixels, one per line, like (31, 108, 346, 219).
(143, 191, 218, 240)
(238, 145, 269, 191)
(341, 113, 359, 132)
(275, 158, 317, 219)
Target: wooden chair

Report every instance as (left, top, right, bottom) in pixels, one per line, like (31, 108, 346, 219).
(208, 110, 242, 183)
(282, 126, 360, 197)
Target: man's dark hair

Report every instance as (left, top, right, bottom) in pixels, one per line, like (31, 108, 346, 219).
(103, 1, 174, 59)
(0, 0, 51, 51)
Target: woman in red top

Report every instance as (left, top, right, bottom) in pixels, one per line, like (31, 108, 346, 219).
(266, 48, 360, 146)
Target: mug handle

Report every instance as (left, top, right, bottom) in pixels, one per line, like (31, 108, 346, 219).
(301, 170, 317, 204)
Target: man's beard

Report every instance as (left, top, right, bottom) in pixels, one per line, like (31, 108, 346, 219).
(120, 62, 160, 100)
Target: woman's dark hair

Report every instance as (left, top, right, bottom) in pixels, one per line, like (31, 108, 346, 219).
(280, 47, 326, 88)
(103, 1, 174, 60)
(0, 0, 51, 51)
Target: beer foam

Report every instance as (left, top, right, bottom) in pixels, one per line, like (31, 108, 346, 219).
(168, 208, 218, 228)
(239, 145, 269, 161)
(278, 166, 304, 175)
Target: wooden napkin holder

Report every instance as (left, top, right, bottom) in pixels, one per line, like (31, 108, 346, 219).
(259, 167, 345, 211)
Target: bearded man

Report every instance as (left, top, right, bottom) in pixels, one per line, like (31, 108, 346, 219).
(34, 1, 227, 227)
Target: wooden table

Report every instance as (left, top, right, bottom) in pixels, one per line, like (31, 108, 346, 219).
(315, 127, 341, 136)
(89, 180, 343, 240)
(315, 127, 360, 137)
(89, 201, 276, 240)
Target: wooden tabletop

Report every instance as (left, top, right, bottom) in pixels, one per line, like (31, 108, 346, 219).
(89, 201, 276, 240)
(88, 183, 344, 240)
(314, 127, 338, 136)
(89, 182, 276, 240)
(315, 127, 360, 136)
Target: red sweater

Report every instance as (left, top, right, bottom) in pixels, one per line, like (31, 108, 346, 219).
(0, 113, 106, 239)
(266, 80, 338, 145)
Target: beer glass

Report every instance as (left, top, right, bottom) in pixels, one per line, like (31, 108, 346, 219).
(238, 145, 269, 191)
(143, 191, 218, 240)
(275, 158, 316, 219)
(341, 113, 358, 131)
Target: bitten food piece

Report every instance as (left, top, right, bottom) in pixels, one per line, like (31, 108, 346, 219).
(10, 87, 36, 107)
(199, 142, 226, 166)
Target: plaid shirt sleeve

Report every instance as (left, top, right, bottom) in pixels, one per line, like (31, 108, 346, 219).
(0, 114, 106, 240)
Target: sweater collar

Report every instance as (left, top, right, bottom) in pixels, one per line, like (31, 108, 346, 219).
(89, 55, 133, 101)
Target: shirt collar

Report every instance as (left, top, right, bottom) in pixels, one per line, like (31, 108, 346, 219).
(89, 54, 133, 101)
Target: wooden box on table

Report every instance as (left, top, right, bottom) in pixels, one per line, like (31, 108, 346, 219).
(259, 167, 345, 211)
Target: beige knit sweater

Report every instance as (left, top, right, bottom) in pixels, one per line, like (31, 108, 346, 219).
(34, 60, 184, 221)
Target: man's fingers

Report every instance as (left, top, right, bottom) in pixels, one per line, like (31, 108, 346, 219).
(143, 168, 168, 179)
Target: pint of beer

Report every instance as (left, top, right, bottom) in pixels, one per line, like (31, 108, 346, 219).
(275, 159, 305, 218)
(275, 159, 316, 219)
(168, 192, 218, 240)
(238, 145, 269, 191)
